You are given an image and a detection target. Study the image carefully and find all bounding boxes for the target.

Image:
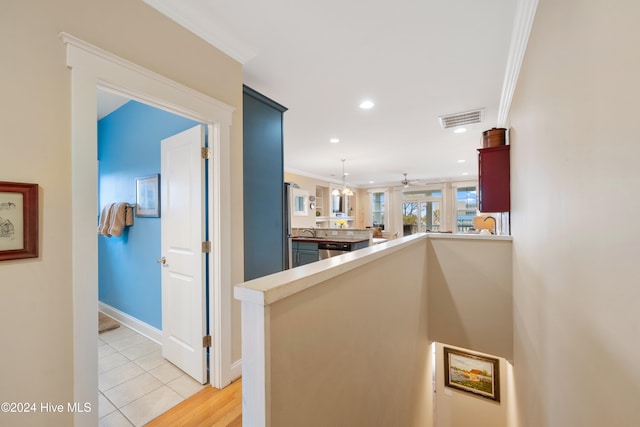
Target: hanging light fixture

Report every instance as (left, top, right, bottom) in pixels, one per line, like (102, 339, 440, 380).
(332, 159, 353, 196)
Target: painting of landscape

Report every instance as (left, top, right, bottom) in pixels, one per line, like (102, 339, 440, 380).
(444, 347, 500, 402)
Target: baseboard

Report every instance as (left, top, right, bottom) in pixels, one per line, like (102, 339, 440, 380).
(98, 302, 162, 344)
(230, 359, 242, 382)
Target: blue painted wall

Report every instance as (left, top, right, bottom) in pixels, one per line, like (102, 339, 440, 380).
(98, 100, 199, 329)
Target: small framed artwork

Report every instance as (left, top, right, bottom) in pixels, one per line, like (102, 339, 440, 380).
(135, 174, 160, 218)
(444, 346, 500, 402)
(0, 181, 39, 261)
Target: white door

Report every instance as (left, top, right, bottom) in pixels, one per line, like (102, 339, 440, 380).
(160, 124, 207, 384)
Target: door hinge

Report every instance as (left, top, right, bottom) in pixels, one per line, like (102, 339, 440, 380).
(201, 147, 211, 159)
(203, 335, 212, 348)
(202, 241, 212, 253)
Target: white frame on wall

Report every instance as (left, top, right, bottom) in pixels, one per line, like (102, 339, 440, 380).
(292, 188, 309, 216)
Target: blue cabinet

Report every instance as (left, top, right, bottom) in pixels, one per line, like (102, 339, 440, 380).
(243, 86, 288, 280)
(352, 241, 369, 251)
(292, 241, 319, 267)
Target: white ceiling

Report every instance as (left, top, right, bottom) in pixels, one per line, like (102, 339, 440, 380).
(106, 0, 524, 188)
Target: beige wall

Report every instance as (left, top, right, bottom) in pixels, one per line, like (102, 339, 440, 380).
(0, 1, 242, 425)
(239, 234, 512, 425)
(268, 239, 432, 426)
(509, 0, 640, 425)
(428, 237, 513, 427)
(284, 172, 322, 228)
(428, 237, 513, 360)
(285, 171, 365, 228)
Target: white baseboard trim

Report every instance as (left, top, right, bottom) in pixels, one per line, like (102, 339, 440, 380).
(99, 302, 162, 344)
(230, 359, 242, 382)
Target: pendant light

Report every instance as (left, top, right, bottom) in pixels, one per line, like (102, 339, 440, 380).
(332, 159, 353, 196)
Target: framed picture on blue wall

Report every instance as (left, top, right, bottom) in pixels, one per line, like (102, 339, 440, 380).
(136, 174, 160, 218)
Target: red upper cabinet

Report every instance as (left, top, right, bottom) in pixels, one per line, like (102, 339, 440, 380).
(477, 145, 510, 212)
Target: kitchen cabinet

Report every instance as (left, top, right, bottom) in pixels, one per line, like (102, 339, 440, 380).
(292, 241, 319, 267)
(352, 240, 370, 251)
(243, 85, 288, 280)
(477, 145, 510, 212)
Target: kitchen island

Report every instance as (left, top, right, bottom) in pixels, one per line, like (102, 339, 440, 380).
(291, 228, 371, 267)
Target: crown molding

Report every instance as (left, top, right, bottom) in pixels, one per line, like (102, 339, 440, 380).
(497, 0, 539, 127)
(143, 0, 256, 64)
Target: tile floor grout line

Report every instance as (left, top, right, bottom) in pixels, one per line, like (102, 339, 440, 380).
(98, 323, 206, 425)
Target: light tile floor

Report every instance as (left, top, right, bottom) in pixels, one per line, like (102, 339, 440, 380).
(98, 324, 206, 427)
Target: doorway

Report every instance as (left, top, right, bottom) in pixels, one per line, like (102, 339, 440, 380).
(402, 189, 443, 234)
(96, 97, 210, 423)
(63, 33, 234, 424)
(97, 96, 208, 366)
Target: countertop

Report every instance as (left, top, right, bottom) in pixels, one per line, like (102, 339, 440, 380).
(292, 236, 370, 244)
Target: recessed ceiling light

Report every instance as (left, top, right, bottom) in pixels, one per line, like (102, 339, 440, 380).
(461, 172, 469, 176)
(457, 159, 466, 163)
(369, 181, 375, 184)
(359, 100, 374, 109)
(329, 138, 340, 143)
(454, 127, 467, 134)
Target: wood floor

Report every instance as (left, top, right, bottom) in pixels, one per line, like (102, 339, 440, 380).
(146, 378, 242, 426)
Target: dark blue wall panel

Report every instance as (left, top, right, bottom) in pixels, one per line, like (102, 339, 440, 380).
(243, 86, 287, 280)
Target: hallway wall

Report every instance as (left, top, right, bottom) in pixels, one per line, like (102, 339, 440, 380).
(98, 100, 199, 329)
(509, 0, 640, 425)
(0, 1, 243, 425)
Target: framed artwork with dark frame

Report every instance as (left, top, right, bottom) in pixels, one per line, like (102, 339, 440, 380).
(444, 346, 500, 402)
(136, 174, 160, 218)
(0, 181, 39, 261)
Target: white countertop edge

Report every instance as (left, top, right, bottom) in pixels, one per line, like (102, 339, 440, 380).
(233, 232, 512, 306)
(426, 232, 513, 241)
(234, 233, 427, 306)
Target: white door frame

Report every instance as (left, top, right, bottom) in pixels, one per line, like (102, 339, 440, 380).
(61, 33, 234, 426)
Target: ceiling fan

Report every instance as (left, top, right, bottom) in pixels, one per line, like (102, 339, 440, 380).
(401, 173, 422, 188)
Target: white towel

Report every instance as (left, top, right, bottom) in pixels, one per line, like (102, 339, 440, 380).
(98, 203, 114, 237)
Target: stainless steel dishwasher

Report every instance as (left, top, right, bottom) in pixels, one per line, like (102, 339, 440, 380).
(318, 242, 352, 259)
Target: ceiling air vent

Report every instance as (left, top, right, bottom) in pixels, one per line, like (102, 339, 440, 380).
(438, 108, 484, 129)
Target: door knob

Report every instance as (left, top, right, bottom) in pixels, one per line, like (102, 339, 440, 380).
(156, 256, 167, 265)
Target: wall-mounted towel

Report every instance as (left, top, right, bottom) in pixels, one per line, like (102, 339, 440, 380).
(98, 204, 114, 236)
(109, 202, 133, 237)
(98, 203, 134, 237)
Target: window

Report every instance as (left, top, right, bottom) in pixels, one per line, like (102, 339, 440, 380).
(402, 189, 442, 234)
(371, 192, 385, 230)
(456, 186, 477, 233)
